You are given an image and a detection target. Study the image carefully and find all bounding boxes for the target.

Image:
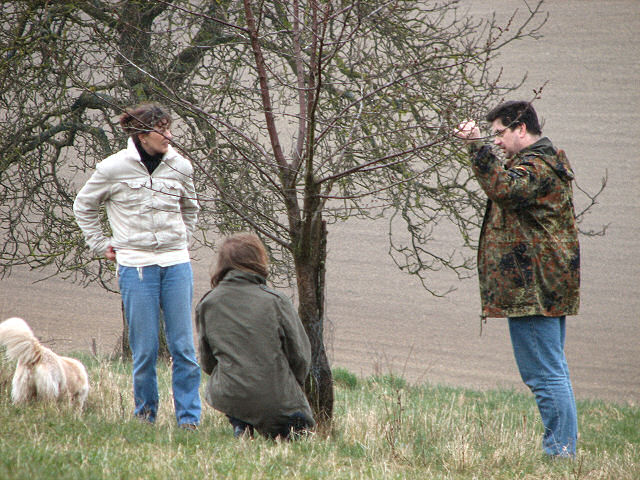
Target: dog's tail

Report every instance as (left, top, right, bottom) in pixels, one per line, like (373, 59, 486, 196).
(0, 317, 43, 366)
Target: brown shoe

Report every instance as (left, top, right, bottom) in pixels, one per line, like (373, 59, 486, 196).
(179, 423, 198, 432)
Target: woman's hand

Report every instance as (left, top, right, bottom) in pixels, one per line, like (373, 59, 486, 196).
(105, 245, 116, 262)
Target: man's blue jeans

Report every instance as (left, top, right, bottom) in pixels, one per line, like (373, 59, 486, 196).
(118, 263, 201, 426)
(508, 315, 577, 457)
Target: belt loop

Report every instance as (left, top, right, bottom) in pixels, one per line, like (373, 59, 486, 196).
(137, 266, 144, 281)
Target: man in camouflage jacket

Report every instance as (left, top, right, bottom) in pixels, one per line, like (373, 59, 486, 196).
(457, 101, 579, 457)
(471, 130, 580, 319)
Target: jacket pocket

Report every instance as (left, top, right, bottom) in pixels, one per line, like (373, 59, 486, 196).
(151, 179, 184, 213)
(495, 243, 535, 307)
(149, 179, 188, 247)
(113, 179, 148, 206)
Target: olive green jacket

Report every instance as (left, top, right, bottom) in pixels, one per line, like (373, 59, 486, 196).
(196, 270, 314, 435)
(471, 137, 580, 318)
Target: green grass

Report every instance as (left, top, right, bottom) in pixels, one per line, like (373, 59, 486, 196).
(0, 355, 638, 479)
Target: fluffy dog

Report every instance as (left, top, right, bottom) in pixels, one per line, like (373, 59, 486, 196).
(0, 317, 89, 408)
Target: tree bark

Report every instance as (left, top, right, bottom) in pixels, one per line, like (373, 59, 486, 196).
(295, 219, 333, 426)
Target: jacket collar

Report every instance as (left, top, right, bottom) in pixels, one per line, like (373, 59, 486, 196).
(223, 269, 267, 285)
(520, 136, 556, 157)
(126, 137, 177, 163)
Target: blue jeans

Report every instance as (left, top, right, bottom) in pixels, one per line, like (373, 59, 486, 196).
(508, 315, 577, 457)
(118, 263, 201, 426)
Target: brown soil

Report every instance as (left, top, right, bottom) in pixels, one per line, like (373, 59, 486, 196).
(1, 1, 638, 404)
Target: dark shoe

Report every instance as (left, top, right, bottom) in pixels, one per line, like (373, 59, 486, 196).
(179, 423, 198, 432)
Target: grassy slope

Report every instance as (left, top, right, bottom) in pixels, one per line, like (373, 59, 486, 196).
(0, 357, 637, 479)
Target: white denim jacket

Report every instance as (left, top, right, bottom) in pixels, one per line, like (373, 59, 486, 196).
(73, 138, 199, 257)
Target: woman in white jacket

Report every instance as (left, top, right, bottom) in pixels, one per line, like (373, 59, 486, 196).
(74, 102, 201, 429)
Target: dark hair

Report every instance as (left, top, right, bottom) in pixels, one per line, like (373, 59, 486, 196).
(210, 233, 269, 288)
(485, 101, 542, 135)
(119, 102, 172, 139)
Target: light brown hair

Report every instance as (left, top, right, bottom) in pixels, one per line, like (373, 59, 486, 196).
(119, 102, 171, 139)
(210, 233, 269, 288)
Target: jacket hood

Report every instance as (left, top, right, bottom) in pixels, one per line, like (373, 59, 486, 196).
(522, 137, 575, 182)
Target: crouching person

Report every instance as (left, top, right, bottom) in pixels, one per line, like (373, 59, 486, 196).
(196, 232, 315, 439)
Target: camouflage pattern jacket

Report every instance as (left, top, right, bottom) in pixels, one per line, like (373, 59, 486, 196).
(471, 137, 580, 318)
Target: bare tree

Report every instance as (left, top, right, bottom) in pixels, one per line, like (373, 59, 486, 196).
(2, 0, 601, 424)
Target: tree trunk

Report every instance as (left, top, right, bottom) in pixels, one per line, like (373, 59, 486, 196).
(120, 300, 131, 358)
(295, 219, 334, 426)
(119, 300, 170, 361)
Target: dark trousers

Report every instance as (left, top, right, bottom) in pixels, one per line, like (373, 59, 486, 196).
(227, 412, 312, 440)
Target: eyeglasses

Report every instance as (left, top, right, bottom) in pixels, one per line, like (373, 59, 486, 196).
(492, 127, 508, 138)
(492, 123, 523, 138)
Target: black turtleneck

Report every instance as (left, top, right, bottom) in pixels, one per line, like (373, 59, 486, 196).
(134, 139, 163, 175)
